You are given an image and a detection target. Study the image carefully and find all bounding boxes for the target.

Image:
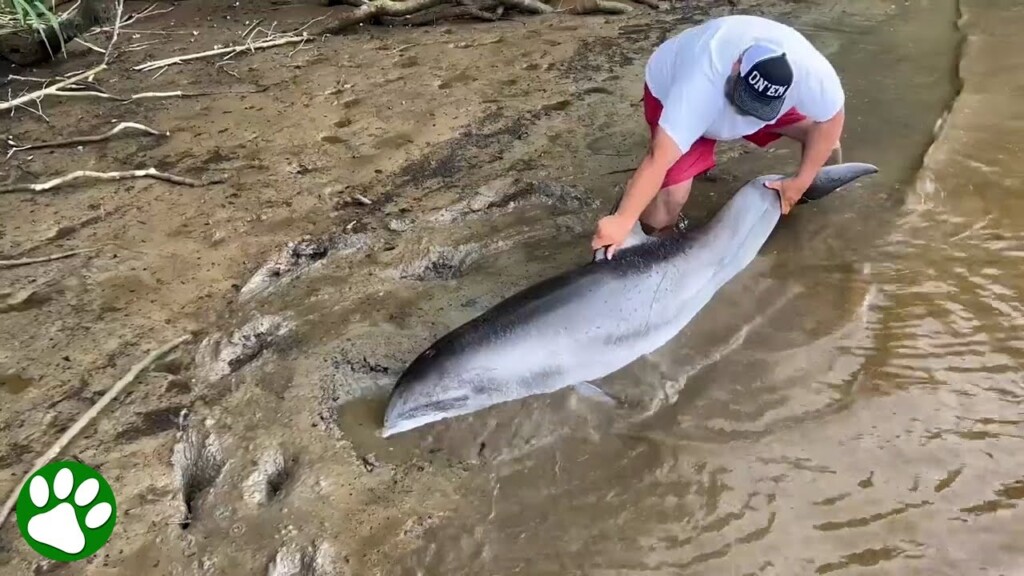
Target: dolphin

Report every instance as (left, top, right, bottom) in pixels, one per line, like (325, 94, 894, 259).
(381, 163, 878, 437)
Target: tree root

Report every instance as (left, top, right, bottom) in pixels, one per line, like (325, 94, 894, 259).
(315, 0, 487, 35)
(380, 1, 501, 25)
(496, 0, 554, 14)
(0, 168, 225, 194)
(566, 0, 633, 13)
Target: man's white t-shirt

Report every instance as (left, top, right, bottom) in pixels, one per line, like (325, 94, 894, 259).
(645, 15, 844, 153)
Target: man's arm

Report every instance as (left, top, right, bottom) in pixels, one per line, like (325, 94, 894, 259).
(614, 128, 682, 222)
(616, 79, 721, 222)
(591, 76, 720, 256)
(794, 106, 845, 186)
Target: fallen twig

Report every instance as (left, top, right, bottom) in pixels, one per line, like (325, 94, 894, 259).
(132, 36, 312, 71)
(0, 65, 107, 112)
(0, 168, 224, 194)
(0, 334, 192, 530)
(29, 85, 267, 102)
(73, 37, 106, 54)
(104, 0, 125, 63)
(0, 248, 97, 269)
(7, 122, 168, 155)
(86, 2, 173, 35)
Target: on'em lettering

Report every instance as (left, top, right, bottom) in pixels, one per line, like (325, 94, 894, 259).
(746, 70, 788, 97)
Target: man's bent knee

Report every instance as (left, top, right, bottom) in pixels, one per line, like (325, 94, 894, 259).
(639, 180, 692, 235)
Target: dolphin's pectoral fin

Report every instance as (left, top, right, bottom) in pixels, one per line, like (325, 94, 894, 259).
(574, 382, 617, 405)
(593, 221, 654, 262)
(799, 162, 879, 203)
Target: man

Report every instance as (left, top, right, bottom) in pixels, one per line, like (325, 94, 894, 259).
(591, 14, 845, 258)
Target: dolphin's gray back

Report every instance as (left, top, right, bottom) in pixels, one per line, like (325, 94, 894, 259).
(383, 163, 878, 436)
(399, 179, 781, 400)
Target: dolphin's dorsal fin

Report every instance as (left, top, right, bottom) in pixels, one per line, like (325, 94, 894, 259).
(593, 221, 653, 262)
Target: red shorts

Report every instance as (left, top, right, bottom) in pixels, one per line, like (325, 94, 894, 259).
(642, 83, 807, 189)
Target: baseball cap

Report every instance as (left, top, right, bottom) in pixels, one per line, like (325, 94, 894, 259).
(730, 43, 793, 122)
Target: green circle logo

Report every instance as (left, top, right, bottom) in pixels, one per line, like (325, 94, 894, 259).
(15, 460, 117, 562)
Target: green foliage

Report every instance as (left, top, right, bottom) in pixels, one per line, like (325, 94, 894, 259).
(1, 0, 66, 57)
(2, 0, 58, 27)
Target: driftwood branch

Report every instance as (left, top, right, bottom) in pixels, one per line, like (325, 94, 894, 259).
(0, 334, 192, 530)
(0, 168, 224, 194)
(496, 0, 554, 13)
(0, 248, 98, 268)
(565, 0, 633, 13)
(314, 0, 457, 35)
(7, 122, 168, 154)
(310, 0, 661, 35)
(132, 36, 311, 72)
(380, 2, 500, 25)
(0, 65, 107, 112)
(104, 0, 126, 63)
(29, 86, 268, 102)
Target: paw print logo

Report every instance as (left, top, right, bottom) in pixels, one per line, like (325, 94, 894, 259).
(16, 461, 117, 562)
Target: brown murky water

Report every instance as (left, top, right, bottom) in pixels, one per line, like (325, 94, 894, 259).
(368, 1, 1024, 574)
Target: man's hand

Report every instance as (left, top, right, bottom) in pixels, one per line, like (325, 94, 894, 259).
(591, 126, 682, 259)
(764, 176, 811, 215)
(591, 213, 637, 260)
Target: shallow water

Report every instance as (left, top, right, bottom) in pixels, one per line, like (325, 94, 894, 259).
(372, 1, 1024, 574)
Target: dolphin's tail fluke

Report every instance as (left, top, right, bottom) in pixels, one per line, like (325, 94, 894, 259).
(800, 162, 879, 202)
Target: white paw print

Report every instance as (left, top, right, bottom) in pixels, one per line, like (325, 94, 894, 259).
(25, 466, 114, 555)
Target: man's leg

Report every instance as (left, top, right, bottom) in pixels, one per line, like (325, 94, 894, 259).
(636, 82, 718, 236)
(636, 136, 716, 236)
(746, 110, 843, 166)
(768, 119, 843, 166)
(638, 179, 693, 236)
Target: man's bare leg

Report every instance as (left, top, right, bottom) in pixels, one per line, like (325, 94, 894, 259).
(769, 119, 843, 166)
(638, 179, 693, 237)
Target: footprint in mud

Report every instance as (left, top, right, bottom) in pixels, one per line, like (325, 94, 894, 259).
(238, 234, 370, 302)
(194, 313, 295, 386)
(171, 422, 226, 529)
(371, 131, 415, 153)
(267, 539, 340, 576)
(243, 445, 293, 507)
(397, 243, 484, 282)
(435, 70, 476, 90)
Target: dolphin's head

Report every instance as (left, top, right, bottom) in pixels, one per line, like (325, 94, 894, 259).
(380, 346, 487, 437)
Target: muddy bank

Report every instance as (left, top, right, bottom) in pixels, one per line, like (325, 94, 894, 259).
(0, 0, 970, 574)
